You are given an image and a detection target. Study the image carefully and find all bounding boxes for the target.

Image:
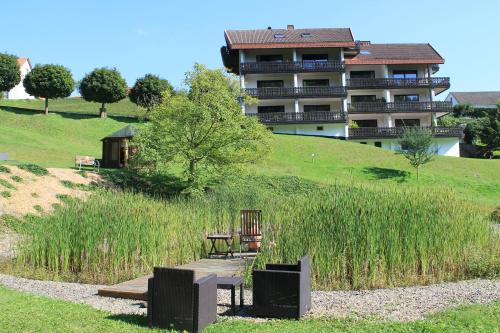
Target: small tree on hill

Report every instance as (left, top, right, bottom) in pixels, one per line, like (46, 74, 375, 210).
(398, 127, 437, 180)
(128, 74, 174, 112)
(477, 107, 500, 158)
(79, 68, 128, 118)
(0, 53, 21, 93)
(23, 64, 75, 115)
(132, 64, 271, 193)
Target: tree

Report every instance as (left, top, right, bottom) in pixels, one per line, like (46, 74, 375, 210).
(128, 74, 173, 112)
(477, 107, 500, 158)
(398, 127, 437, 180)
(132, 64, 271, 193)
(0, 53, 21, 93)
(23, 64, 75, 115)
(79, 68, 128, 118)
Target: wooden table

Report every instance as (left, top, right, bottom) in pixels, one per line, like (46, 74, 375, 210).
(207, 234, 234, 258)
(217, 276, 244, 315)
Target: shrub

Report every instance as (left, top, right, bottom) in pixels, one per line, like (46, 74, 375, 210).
(10, 175, 22, 183)
(0, 179, 16, 190)
(0, 165, 10, 173)
(1, 191, 11, 198)
(17, 164, 48, 176)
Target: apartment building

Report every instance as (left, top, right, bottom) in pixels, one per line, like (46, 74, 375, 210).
(221, 25, 462, 157)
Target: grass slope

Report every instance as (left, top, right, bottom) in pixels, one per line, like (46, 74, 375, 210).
(0, 108, 139, 167)
(0, 97, 143, 117)
(0, 286, 498, 333)
(259, 135, 500, 209)
(1, 107, 498, 207)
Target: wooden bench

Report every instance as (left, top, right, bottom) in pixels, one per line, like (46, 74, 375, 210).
(75, 156, 100, 172)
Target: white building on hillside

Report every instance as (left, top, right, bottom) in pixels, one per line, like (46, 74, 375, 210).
(445, 91, 500, 109)
(221, 25, 462, 157)
(6, 58, 34, 100)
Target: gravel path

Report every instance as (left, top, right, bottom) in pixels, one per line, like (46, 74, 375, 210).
(0, 273, 498, 321)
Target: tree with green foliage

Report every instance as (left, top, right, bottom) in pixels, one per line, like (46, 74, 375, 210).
(23, 64, 75, 115)
(79, 68, 128, 118)
(0, 53, 21, 93)
(132, 64, 271, 193)
(398, 127, 437, 180)
(128, 74, 174, 112)
(453, 103, 475, 117)
(477, 107, 500, 158)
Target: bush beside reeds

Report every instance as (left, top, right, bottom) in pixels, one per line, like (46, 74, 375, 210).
(9, 177, 498, 288)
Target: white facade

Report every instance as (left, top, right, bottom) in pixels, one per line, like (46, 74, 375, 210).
(349, 138, 460, 157)
(6, 58, 34, 100)
(233, 35, 460, 157)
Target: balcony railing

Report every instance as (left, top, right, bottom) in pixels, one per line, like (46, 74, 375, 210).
(347, 101, 452, 113)
(346, 77, 450, 90)
(349, 126, 463, 139)
(245, 86, 347, 99)
(240, 61, 345, 74)
(247, 111, 346, 124)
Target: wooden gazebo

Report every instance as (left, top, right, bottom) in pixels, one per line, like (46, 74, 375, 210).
(101, 125, 137, 168)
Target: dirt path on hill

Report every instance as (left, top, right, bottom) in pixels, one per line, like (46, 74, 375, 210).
(0, 166, 100, 218)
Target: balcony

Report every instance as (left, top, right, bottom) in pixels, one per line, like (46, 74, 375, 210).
(349, 126, 463, 139)
(240, 61, 345, 74)
(245, 86, 347, 99)
(247, 111, 346, 124)
(347, 101, 452, 114)
(346, 77, 450, 90)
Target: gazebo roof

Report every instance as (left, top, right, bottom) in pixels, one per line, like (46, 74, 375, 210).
(102, 125, 137, 140)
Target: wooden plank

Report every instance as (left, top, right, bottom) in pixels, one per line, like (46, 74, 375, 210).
(97, 258, 246, 300)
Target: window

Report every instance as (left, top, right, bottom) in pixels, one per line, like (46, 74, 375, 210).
(395, 119, 420, 127)
(392, 70, 417, 79)
(394, 94, 419, 102)
(355, 119, 378, 127)
(316, 126, 324, 131)
(302, 54, 328, 62)
(301, 32, 312, 38)
(257, 54, 283, 62)
(274, 33, 286, 38)
(351, 95, 377, 103)
(303, 79, 329, 87)
(258, 105, 285, 113)
(257, 80, 284, 88)
(374, 142, 382, 148)
(304, 105, 331, 112)
(360, 50, 371, 55)
(350, 71, 375, 79)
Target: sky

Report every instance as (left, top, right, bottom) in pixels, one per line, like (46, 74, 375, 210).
(2, 0, 499, 98)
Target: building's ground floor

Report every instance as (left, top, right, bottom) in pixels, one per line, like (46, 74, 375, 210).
(267, 123, 461, 157)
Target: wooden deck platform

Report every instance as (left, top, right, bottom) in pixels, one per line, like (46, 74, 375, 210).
(97, 258, 247, 301)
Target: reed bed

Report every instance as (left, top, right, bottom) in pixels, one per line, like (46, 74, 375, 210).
(10, 177, 498, 288)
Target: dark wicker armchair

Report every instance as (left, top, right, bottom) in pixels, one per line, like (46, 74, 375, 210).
(252, 255, 311, 319)
(147, 267, 217, 333)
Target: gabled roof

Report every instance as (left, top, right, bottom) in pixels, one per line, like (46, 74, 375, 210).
(448, 91, 500, 107)
(17, 57, 32, 69)
(225, 28, 355, 49)
(102, 125, 137, 140)
(345, 44, 444, 65)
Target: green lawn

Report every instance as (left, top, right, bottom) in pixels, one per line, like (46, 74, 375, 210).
(0, 286, 498, 333)
(0, 108, 140, 167)
(1, 107, 499, 208)
(0, 97, 144, 117)
(258, 135, 500, 209)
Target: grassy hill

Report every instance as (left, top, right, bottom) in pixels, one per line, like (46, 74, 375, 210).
(1, 107, 499, 208)
(0, 97, 144, 118)
(0, 108, 139, 167)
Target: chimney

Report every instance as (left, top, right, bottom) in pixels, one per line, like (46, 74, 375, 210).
(287, 24, 295, 30)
